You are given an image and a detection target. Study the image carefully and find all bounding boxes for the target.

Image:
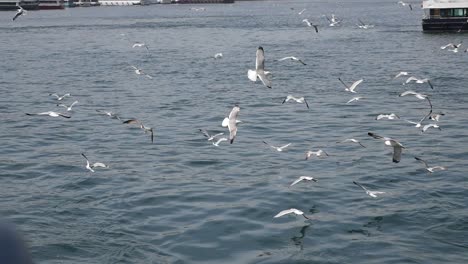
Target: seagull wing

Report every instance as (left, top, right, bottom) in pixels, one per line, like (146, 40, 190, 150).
(274, 208, 303, 218)
(338, 77, 348, 88)
(228, 106, 240, 144)
(427, 80, 434, 89)
(353, 181, 368, 192)
(256, 47, 265, 71)
(278, 57, 293, 61)
(123, 119, 140, 125)
(348, 79, 363, 92)
(313, 25, 319, 33)
(278, 143, 291, 150)
(405, 76, 417, 83)
(92, 162, 107, 168)
(257, 71, 272, 88)
(414, 157, 429, 168)
(12, 11, 22, 21)
(57, 113, 71, 118)
(399, 90, 416, 97)
(392, 144, 403, 163)
(368, 132, 384, 140)
(303, 98, 310, 109)
(290, 177, 305, 187)
(298, 59, 307, 65)
(70, 100, 79, 107)
(199, 129, 211, 138)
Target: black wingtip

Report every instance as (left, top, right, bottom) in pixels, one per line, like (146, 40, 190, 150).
(393, 159, 400, 163)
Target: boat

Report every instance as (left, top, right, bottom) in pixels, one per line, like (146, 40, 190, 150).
(39, 0, 64, 9)
(99, 0, 145, 6)
(0, 0, 39, 10)
(422, 0, 468, 32)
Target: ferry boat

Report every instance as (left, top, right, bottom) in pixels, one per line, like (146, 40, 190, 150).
(0, 0, 39, 10)
(99, 0, 145, 6)
(39, 0, 64, 9)
(422, 0, 468, 32)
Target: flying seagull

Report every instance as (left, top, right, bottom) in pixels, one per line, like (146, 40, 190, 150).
(274, 208, 310, 220)
(199, 129, 224, 141)
(429, 113, 445, 121)
(49, 93, 70, 101)
(337, 138, 366, 148)
(247, 46, 272, 88)
(338, 78, 363, 93)
(405, 76, 434, 89)
(132, 42, 150, 51)
(398, 1, 413, 10)
(422, 123, 441, 132)
(213, 53, 223, 59)
(96, 110, 121, 120)
(290, 176, 317, 187)
(227, 105, 240, 144)
(130, 65, 153, 79)
(357, 19, 374, 29)
(57, 101, 78, 112)
(302, 19, 319, 33)
(326, 14, 341, 26)
(25, 111, 71, 118)
(282, 95, 309, 109)
(81, 153, 108, 173)
(394, 71, 409, 79)
(440, 43, 462, 50)
(368, 132, 404, 163)
(353, 181, 386, 198)
(12, 5, 26, 21)
(212, 137, 228, 146)
(123, 119, 154, 143)
(346, 97, 364, 104)
(414, 157, 446, 173)
(376, 113, 400, 120)
(305, 149, 328, 160)
(277, 56, 307, 65)
(263, 141, 291, 152)
(298, 8, 306, 15)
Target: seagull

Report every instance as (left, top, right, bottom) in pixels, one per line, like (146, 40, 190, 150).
(57, 101, 78, 112)
(429, 113, 445, 121)
(305, 149, 328, 160)
(404, 116, 427, 128)
(440, 43, 462, 50)
(302, 19, 319, 33)
(248, 46, 272, 88)
(212, 137, 228, 146)
(81, 153, 108, 173)
(338, 78, 363, 93)
(405, 76, 434, 89)
(326, 14, 341, 26)
(282, 95, 309, 109)
(25, 111, 71, 118)
(132, 42, 149, 51)
(398, 1, 413, 10)
(214, 53, 223, 59)
(368, 132, 404, 163)
(414, 157, 446, 173)
(357, 19, 374, 29)
(263, 141, 291, 152)
(227, 105, 240, 144)
(422, 123, 441, 132)
(130, 65, 153, 79)
(394, 71, 409, 79)
(346, 97, 364, 104)
(123, 119, 154, 143)
(376, 113, 400, 120)
(290, 176, 317, 187)
(12, 5, 26, 21)
(274, 208, 310, 220)
(96, 110, 121, 120)
(199, 129, 224, 141)
(298, 8, 306, 15)
(49, 93, 70, 101)
(353, 181, 386, 198)
(399, 90, 429, 100)
(277, 56, 307, 65)
(337, 138, 366, 148)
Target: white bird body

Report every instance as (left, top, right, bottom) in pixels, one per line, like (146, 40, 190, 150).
(405, 76, 434, 89)
(353, 181, 385, 198)
(399, 90, 428, 100)
(338, 78, 363, 93)
(227, 105, 240, 144)
(25, 111, 71, 118)
(57, 100, 78, 111)
(368, 132, 404, 163)
(305, 149, 328, 160)
(49, 93, 70, 101)
(81, 153, 108, 173)
(414, 157, 446, 173)
(212, 137, 228, 146)
(214, 53, 223, 59)
(422, 123, 441, 132)
(429, 113, 445, 121)
(96, 110, 121, 120)
(263, 141, 291, 152)
(346, 97, 364, 104)
(131, 65, 153, 79)
(274, 208, 310, 219)
(282, 95, 309, 108)
(248, 47, 272, 88)
(199, 129, 224, 141)
(277, 56, 307, 65)
(290, 176, 317, 187)
(376, 113, 400, 120)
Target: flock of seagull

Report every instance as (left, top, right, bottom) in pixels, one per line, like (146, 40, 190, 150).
(20, 3, 450, 225)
